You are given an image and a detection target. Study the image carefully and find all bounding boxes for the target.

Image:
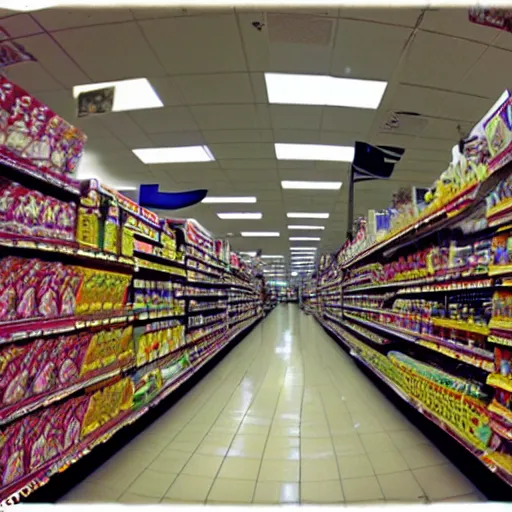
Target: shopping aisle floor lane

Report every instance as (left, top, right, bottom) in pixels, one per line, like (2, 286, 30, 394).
(60, 305, 485, 504)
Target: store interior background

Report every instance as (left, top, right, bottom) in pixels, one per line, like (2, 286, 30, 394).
(1, 4, 512, 504)
(2, 6, 509, 261)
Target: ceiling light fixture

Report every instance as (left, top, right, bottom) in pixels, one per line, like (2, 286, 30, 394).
(73, 78, 162, 112)
(289, 237, 321, 241)
(202, 196, 257, 204)
(288, 225, 325, 230)
(275, 143, 354, 162)
(239, 251, 256, 257)
(287, 213, 330, 219)
(241, 232, 280, 237)
(133, 146, 214, 164)
(281, 180, 342, 190)
(265, 72, 387, 109)
(290, 247, 318, 251)
(217, 213, 262, 220)
(261, 255, 284, 259)
(291, 271, 298, 277)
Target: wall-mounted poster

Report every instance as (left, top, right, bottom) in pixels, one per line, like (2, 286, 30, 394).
(77, 87, 115, 117)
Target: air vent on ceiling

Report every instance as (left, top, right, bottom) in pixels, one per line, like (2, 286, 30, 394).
(379, 111, 429, 135)
(266, 13, 334, 46)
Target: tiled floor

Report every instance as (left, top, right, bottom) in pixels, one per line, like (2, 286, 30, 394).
(60, 304, 485, 504)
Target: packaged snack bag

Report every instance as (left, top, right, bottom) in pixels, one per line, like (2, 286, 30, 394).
(0, 420, 26, 487)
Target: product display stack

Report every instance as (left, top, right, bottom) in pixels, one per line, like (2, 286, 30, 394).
(306, 90, 512, 486)
(0, 76, 263, 504)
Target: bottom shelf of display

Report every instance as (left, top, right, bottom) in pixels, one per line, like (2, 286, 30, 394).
(315, 316, 512, 488)
(0, 314, 263, 505)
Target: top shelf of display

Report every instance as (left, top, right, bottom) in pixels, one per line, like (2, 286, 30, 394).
(0, 76, 86, 195)
(338, 90, 512, 270)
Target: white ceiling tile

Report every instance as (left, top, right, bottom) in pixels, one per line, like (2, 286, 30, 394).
(411, 136, 454, 151)
(420, 118, 473, 140)
(274, 129, 320, 143)
(101, 113, 145, 136)
(250, 72, 268, 103)
(278, 169, 345, 181)
(15, 34, 90, 88)
(403, 148, 450, 163)
(130, 107, 199, 133)
(209, 142, 274, 160)
(319, 131, 361, 146)
(53, 22, 166, 81)
(220, 159, 277, 170)
(399, 31, 487, 90)
(224, 169, 278, 182)
(87, 136, 127, 154)
(140, 14, 246, 74)
(456, 47, 512, 99)
(419, 8, 498, 44)
(190, 104, 268, 130)
(331, 19, 412, 80)
(270, 105, 323, 130)
(149, 131, 205, 147)
(322, 107, 377, 133)
(173, 73, 254, 105)
(278, 161, 316, 170)
(73, 117, 113, 139)
(492, 30, 512, 52)
(33, 89, 75, 119)
(33, 7, 134, 31)
(115, 131, 154, 149)
(338, 7, 423, 27)
(1, 14, 43, 38)
(203, 129, 273, 143)
(3, 61, 63, 93)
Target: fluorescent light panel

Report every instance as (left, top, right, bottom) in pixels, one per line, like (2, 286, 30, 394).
(276, 143, 354, 162)
(239, 251, 256, 257)
(287, 213, 329, 219)
(291, 247, 318, 251)
(73, 78, 162, 112)
(241, 232, 280, 237)
(282, 180, 342, 190)
(265, 73, 387, 109)
(289, 237, 321, 241)
(261, 255, 284, 259)
(288, 225, 325, 230)
(217, 212, 262, 220)
(202, 196, 256, 204)
(133, 146, 214, 164)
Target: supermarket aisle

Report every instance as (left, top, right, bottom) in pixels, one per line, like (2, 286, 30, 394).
(60, 305, 484, 504)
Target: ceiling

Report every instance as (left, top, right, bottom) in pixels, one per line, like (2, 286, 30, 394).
(2, 6, 511, 273)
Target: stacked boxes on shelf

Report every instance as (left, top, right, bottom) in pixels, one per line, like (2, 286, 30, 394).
(0, 77, 263, 504)
(306, 90, 512, 487)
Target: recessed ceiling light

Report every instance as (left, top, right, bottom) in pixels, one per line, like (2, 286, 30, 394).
(289, 237, 321, 241)
(275, 144, 354, 162)
(264, 73, 387, 109)
(290, 247, 318, 251)
(291, 255, 315, 260)
(217, 213, 262, 220)
(261, 255, 284, 259)
(202, 196, 257, 204)
(282, 181, 342, 190)
(112, 186, 137, 191)
(287, 213, 330, 219)
(288, 225, 325, 230)
(73, 78, 162, 112)
(241, 232, 280, 237)
(133, 146, 214, 164)
(240, 251, 256, 257)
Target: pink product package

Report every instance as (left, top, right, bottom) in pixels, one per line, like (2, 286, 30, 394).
(0, 332, 92, 412)
(0, 256, 84, 323)
(0, 420, 26, 488)
(0, 76, 87, 180)
(0, 178, 76, 241)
